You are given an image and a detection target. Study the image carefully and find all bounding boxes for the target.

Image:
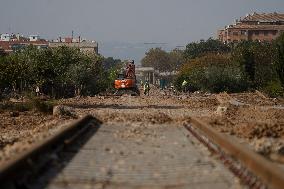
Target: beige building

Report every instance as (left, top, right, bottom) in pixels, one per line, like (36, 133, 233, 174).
(49, 39, 98, 54)
(218, 12, 284, 43)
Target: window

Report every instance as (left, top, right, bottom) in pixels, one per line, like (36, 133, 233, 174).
(233, 32, 238, 36)
(241, 30, 247, 35)
(254, 31, 259, 36)
(264, 31, 268, 36)
(272, 31, 277, 35)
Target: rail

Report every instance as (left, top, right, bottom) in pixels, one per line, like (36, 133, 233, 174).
(0, 115, 100, 187)
(185, 117, 284, 189)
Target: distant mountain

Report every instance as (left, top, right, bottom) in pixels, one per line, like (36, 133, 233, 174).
(98, 41, 184, 64)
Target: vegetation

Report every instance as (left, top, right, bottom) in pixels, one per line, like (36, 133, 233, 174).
(174, 54, 247, 93)
(0, 98, 57, 114)
(0, 46, 117, 99)
(183, 38, 231, 60)
(1, 34, 284, 99)
(141, 48, 185, 72)
(173, 35, 284, 97)
(275, 33, 284, 88)
(139, 35, 284, 97)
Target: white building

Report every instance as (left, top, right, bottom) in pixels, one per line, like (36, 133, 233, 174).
(29, 35, 40, 42)
(0, 34, 11, 41)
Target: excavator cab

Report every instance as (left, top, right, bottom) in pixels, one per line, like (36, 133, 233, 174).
(114, 61, 140, 96)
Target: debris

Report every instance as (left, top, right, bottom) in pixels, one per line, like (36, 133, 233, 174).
(53, 105, 77, 118)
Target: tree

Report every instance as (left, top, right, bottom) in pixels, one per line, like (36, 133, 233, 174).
(169, 49, 186, 70)
(175, 54, 247, 93)
(141, 48, 185, 72)
(232, 41, 277, 89)
(275, 33, 284, 88)
(141, 48, 172, 72)
(102, 57, 122, 70)
(0, 46, 110, 98)
(183, 38, 230, 60)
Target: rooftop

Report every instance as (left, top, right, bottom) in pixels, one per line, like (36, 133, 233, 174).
(228, 24, 284, 30)
(240, 12, 284, 23)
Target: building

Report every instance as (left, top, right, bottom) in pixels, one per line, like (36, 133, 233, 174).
(218, 12, 284, 43)
(49, 37, 98, 54)
(136, 67, 155, 84)
(0, 33, 48, 53)
(29, 35, 40, 42)
(0, 34, 99, 54)
(0, 34, 12, 41)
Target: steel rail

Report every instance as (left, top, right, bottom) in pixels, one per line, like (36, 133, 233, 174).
(185, 117, 284, 189)
(0, 115, 100, 187)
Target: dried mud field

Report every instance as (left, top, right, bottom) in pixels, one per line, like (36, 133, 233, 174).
(1, 88, 284, 164)
(0, 108, 72, 163)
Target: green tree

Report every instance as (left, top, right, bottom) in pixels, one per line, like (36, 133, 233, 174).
(275, 33, 284, 88)
(169, 49, 186, 70)
(102, 57, 122, 70)
(175, 54, 247, 93)
(141, 48, 172, 72)
(0, 46, 110, 98)
(232, 41, 277, 89)
(183, 38, 230, 60)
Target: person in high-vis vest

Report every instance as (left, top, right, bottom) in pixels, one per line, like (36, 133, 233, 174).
(181, 80, 188, 93)
(144, 81, 150, 96)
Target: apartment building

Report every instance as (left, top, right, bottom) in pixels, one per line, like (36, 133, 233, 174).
(218, 12, 284, 43)
(49, 37, 99, 54)
(0, 34, 48, 53)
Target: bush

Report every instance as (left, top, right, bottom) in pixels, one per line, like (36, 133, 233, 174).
(0, 98, 57, 114)
(262, 80, 284, 98)
(29, 98, 56, 113)
(175, 54, 248, 93)
(0, 46, 109, 98)
(0, 101, 30, 112)
(232, 41, 277, 89)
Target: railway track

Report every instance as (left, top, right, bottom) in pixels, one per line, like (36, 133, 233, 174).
(0, 114, 283, 188)
(0, 115, 101, 189)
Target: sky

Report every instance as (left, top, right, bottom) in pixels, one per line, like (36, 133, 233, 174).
(0, 0, 284, 62)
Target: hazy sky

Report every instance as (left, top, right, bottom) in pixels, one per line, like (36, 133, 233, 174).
(1, 0, 284, 61)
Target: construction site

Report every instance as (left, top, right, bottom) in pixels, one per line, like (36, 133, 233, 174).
(1, 1, 284, 188)
(0, 84, 284, 188)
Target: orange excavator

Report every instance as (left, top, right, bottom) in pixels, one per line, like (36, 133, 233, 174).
(114, 60, 140, 96)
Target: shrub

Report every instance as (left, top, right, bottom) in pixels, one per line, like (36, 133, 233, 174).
(29, 98, 56, 113)
(232, 41, 278, 89)
(262, 80, 284, 98)
(0, 46, 109, 98)
(0, 98, 57, 114)
(175, 54, 248, 93)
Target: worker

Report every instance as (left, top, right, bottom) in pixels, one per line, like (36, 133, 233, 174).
(144, 81, 150, 96)
(181, 80, 188, 93)
(126, 60, 135, 79)
(140, 80, 144, 87)
(35, 86, 40, 96)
